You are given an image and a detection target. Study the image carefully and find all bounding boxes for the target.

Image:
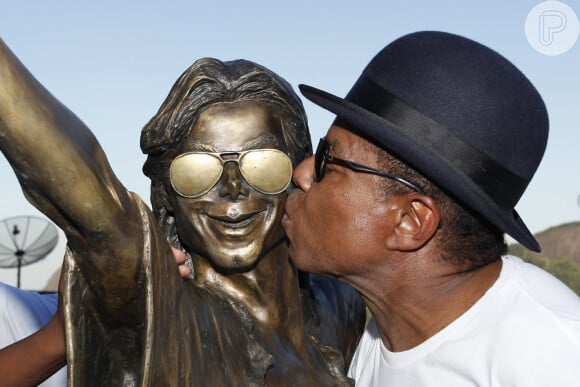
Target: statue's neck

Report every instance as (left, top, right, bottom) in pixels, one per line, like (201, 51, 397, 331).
(192, 241, 305, 330)
(191, 242, 328, 376)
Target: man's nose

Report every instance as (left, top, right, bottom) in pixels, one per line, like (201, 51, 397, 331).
(292, 156, 315, 192)
(219, 162, 250, 199)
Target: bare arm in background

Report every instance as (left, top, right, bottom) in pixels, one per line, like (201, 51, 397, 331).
(0, 268, 66, 387)
(0, 313, 66, 386)
(0, 246, 190, 387)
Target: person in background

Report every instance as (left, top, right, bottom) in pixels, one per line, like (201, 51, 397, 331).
(0, 282, 66, 386)
(0, 248, 190, 386)
(283, 31, 580, 386)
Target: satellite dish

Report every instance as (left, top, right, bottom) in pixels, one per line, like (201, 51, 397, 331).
(0, 215, 59, 288)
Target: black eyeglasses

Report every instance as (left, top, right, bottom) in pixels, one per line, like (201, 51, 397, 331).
(314, 137, 425, 194)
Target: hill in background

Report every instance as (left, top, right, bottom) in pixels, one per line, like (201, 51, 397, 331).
(508, 221, 580, 295)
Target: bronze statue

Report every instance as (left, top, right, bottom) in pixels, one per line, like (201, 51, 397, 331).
(0, 40, 365, 386)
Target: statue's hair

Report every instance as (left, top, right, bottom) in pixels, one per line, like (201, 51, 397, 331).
(140, 58, 311, 245)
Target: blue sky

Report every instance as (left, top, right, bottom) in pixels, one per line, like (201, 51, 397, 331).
(1, 1, 579, 289)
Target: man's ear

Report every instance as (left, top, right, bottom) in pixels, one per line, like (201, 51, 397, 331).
(384, 193, 440, 251)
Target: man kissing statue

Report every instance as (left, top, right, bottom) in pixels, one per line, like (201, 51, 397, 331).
(283, 31, 580, 386)
(0, 39, 365, 386)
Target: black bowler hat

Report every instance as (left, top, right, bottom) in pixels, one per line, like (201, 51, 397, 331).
(300, 31, 548, 252)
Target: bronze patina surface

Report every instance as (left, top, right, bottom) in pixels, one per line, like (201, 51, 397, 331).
(0, 40, 365, 386)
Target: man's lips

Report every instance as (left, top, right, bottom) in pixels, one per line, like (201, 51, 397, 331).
(283, 189, 301, 220)
(282, 191, 299, 235)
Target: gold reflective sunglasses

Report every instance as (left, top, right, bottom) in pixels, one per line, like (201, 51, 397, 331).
(169, 149, 293, 198)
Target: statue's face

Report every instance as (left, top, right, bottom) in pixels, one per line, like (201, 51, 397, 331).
(169, 100, 291, 271)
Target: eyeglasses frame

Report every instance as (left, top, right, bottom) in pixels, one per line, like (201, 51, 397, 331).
(170, 149, 293, 198)
(314, 137, 425, 194)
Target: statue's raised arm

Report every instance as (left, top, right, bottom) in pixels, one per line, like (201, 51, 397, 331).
(0, 38, 142, 313)
(0, 38, 365, 386)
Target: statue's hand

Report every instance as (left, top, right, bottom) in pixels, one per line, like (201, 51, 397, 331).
(171, 246, 192, 278)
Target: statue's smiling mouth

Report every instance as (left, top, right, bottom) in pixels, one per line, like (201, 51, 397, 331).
(209, 211, 262, 229)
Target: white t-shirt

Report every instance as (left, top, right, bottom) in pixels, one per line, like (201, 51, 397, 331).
(0, 282, 67, 387)
(348, 255, 580, 386)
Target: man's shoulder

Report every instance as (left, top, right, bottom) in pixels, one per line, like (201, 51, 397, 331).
(487, 256, 580, 377)
(0, 282, 57, 313)
(0, 282, 57, 347)
(500, 255, 580, 320)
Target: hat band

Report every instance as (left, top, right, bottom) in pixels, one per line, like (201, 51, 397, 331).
(345, 76, 527, 209)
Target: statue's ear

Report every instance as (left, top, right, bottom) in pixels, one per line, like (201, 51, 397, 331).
(161, 184, 175, 213)
(151, 180, 174, 215)
(151, 181, 182, 247)
(143, 154, 175, 214)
